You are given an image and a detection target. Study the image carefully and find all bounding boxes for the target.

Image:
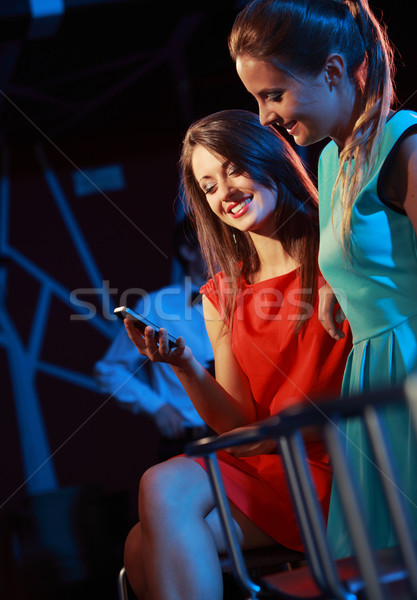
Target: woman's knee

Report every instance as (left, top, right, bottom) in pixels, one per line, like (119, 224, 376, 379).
(139, 457, 214, 523)
(139, 458, 187, 513)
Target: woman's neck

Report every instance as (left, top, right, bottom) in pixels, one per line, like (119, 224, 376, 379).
(331, 81, 362, 150)
(248, 233, 299, 284)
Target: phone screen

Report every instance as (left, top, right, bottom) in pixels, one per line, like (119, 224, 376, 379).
(114, 306, 178, 348)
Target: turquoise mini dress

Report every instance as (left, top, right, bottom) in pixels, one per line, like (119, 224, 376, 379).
(318, 110, 417, 557)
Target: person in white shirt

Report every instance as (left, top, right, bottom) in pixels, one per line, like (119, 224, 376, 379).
(94, 218, 214, 459)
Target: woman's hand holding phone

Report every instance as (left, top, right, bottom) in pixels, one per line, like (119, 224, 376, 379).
(123, 318, 192, 368)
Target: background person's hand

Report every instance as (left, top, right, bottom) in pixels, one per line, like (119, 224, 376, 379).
(154, 404, 185, 439)
(318, 282, 346, 340)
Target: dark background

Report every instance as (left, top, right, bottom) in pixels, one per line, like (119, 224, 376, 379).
(0, 1, 415, 598)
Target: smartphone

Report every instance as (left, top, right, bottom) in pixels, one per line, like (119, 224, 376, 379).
(114, 306, 178, 348)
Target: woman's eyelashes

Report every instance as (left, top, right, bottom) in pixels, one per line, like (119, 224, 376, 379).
(227, 165, 243, 177)
(202, 165, 243, 195)
(204, 182, 216, 195)
(267, 91, 283, 102)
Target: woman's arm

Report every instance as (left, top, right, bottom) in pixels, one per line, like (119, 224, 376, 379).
(384, 131, 417, 234)
(124, 296, 256, 434)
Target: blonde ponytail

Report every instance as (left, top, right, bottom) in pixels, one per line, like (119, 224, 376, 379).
(333, 0, 396, 257)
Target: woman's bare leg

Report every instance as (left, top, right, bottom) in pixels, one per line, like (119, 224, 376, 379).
(124, 523, 149, 598)
(124, 456, 276, 600)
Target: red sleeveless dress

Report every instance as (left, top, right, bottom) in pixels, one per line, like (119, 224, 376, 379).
(196, 270, 352, 551)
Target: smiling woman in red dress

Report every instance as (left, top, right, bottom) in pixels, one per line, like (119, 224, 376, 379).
(122, 109, 351, 600)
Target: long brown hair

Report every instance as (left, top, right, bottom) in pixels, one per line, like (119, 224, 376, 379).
(229, 0, 396, 256)
(180, 109, 318, 332)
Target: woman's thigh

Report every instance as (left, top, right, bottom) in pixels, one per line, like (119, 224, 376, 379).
(206, 502, 277, 552)
(138, 456, 276, 552)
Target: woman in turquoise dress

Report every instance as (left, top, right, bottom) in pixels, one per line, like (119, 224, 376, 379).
(230, 0, 417, 556)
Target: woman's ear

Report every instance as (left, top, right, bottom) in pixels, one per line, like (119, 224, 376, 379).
(323, 53, 345, 88)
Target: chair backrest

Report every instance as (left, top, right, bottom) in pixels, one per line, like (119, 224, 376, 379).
(186, 375, 417, 600)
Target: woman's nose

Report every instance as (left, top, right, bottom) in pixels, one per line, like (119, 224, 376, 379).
(259, 105, 278, 127)
(218, 178, 236, 201)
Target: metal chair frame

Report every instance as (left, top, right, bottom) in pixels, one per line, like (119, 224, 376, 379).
(118, 566, 129, 600)
(186, 377, 417, 600)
